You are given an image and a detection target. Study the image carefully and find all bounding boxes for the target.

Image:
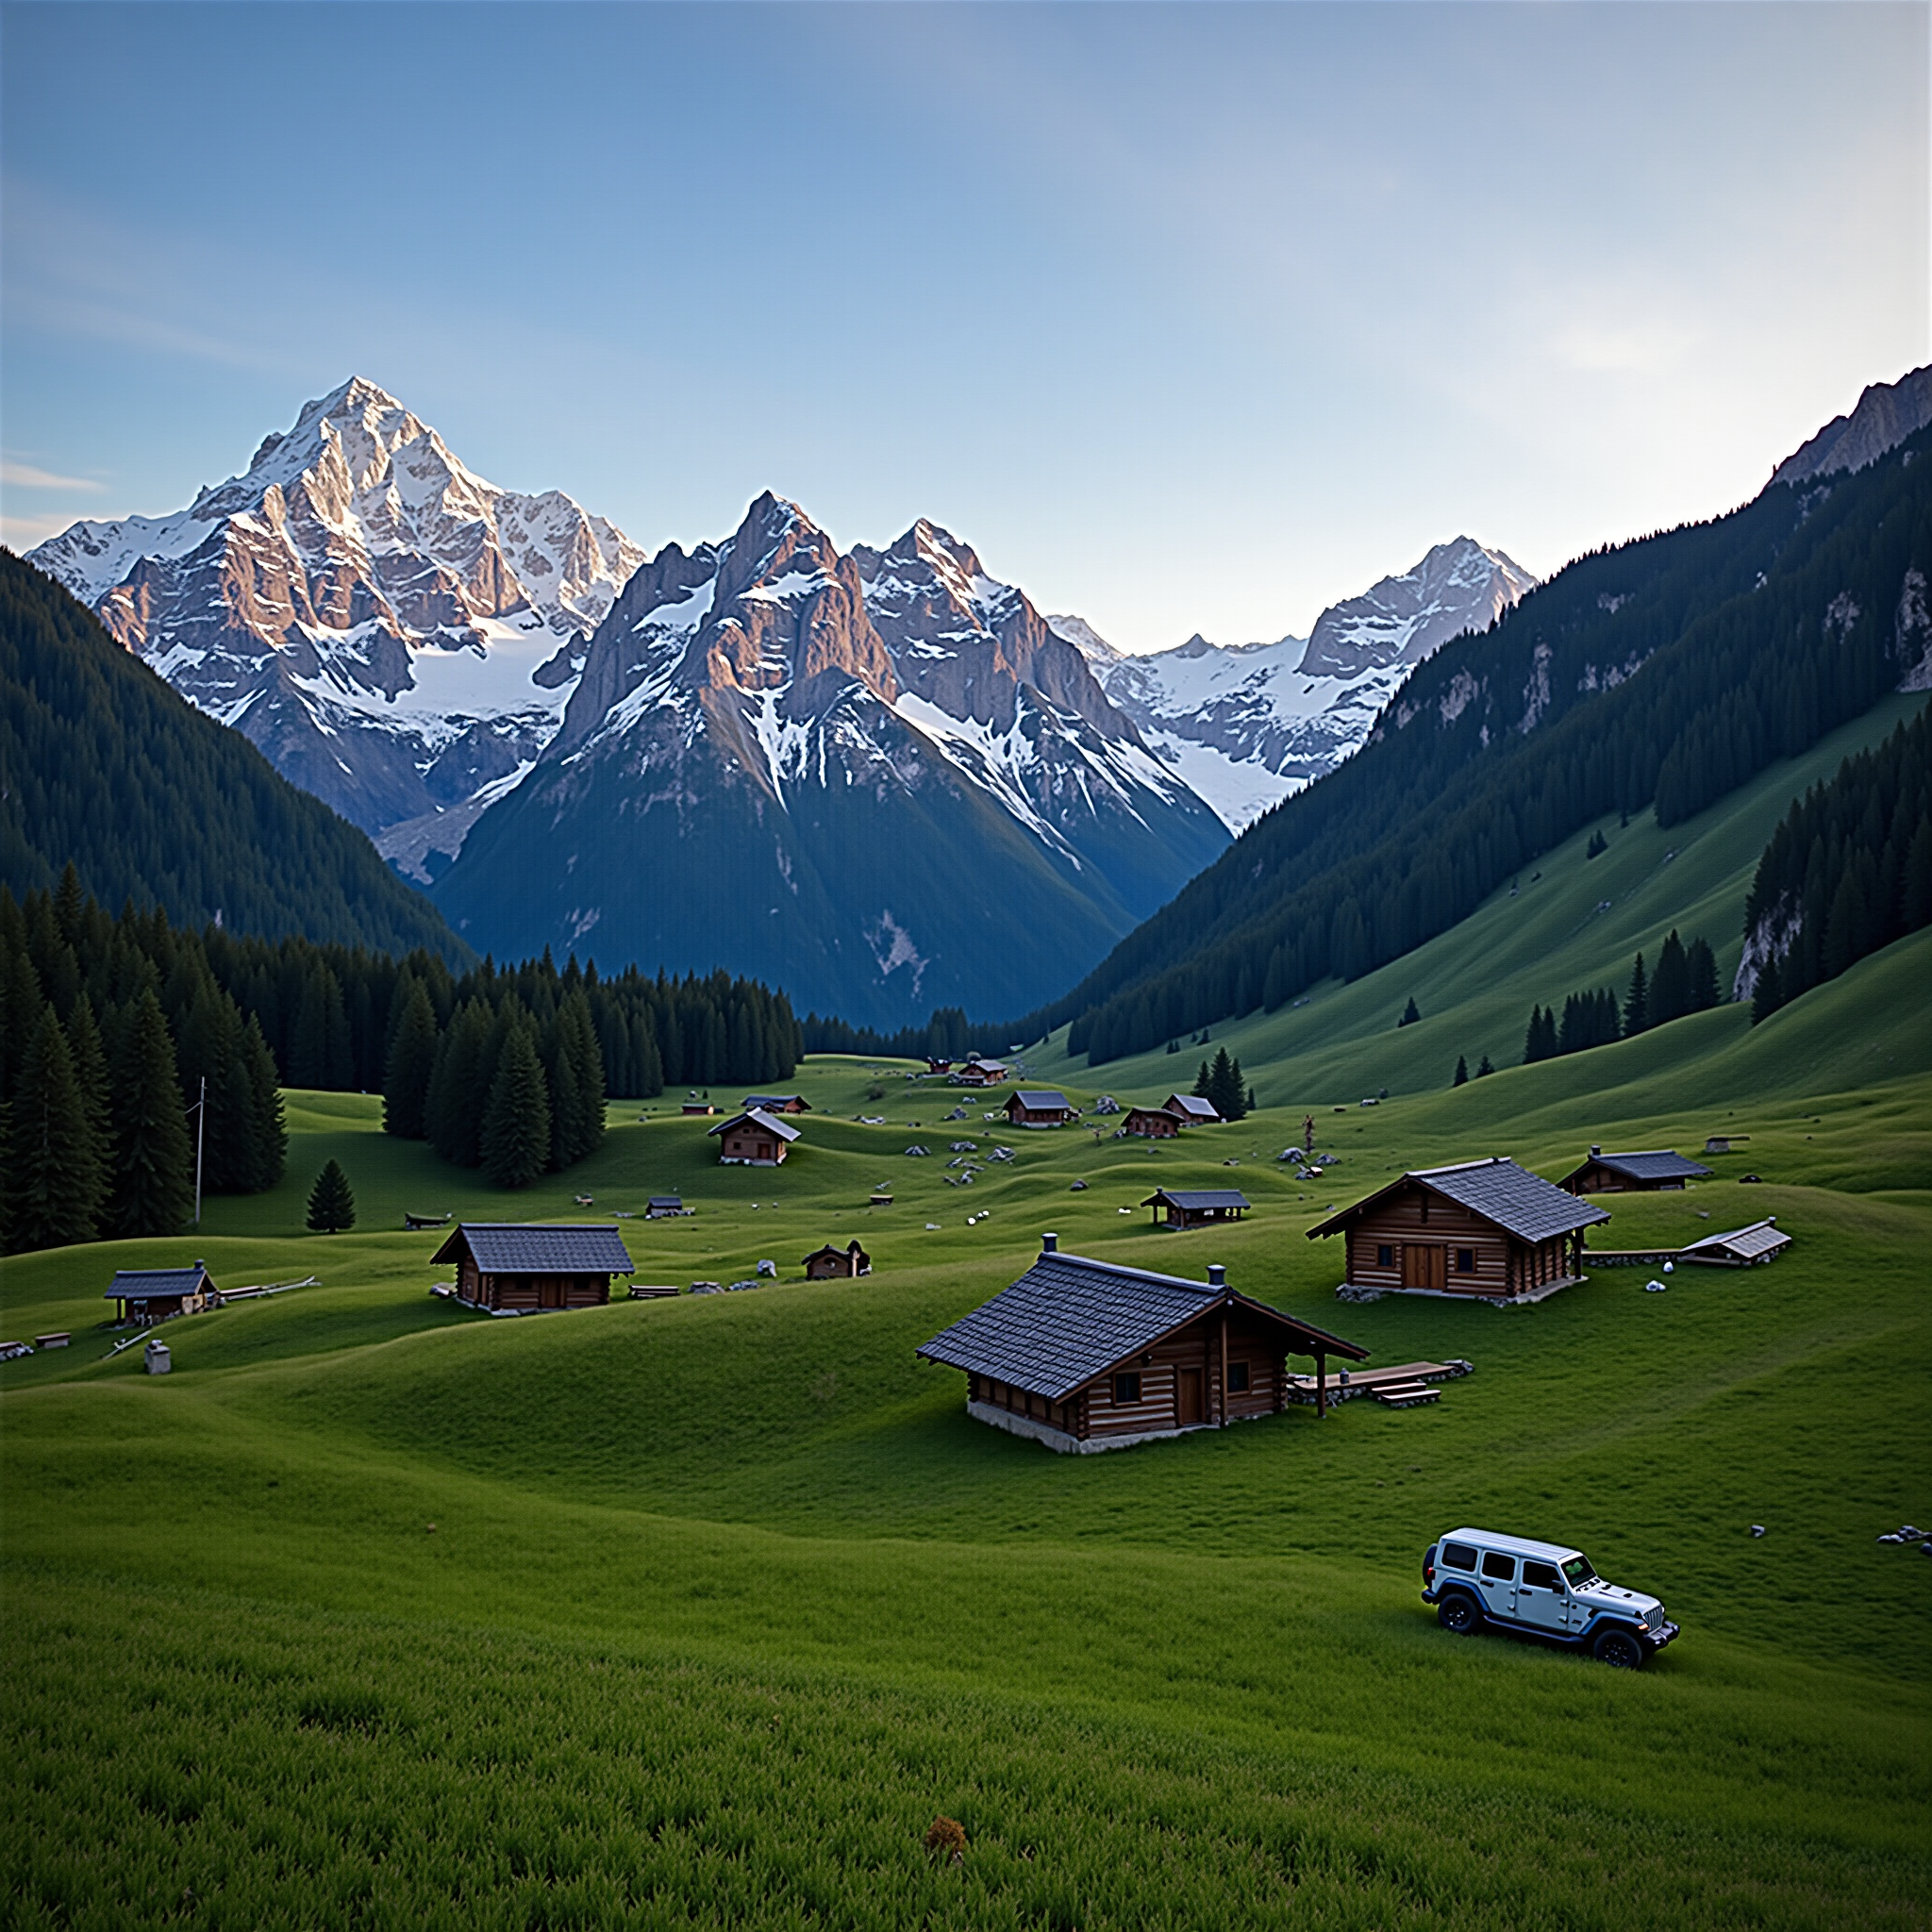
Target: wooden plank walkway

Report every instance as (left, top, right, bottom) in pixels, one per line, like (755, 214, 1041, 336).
(1284, 1358, 1472, 1406)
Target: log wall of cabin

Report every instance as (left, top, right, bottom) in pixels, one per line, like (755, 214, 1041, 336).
(721, 1131, 784, 1163)
(475, 1273, 610, 1310)
(1339, 1185, 1515, 1295)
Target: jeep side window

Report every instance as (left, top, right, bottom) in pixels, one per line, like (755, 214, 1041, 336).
(1480, 1552, 1516, 1581)
(1441, 1542, 1477, 1572)
(1522, 1560, 1561, 1591)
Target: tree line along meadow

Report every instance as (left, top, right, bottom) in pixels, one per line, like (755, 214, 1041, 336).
(0, 870, 807, 1254)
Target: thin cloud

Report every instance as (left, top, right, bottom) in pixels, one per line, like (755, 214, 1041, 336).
(2, 458, 104, 491)
(1, 509, 81, 549)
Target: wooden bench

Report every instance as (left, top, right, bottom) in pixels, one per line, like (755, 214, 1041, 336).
(34, 1332, 71, 1349)
(1373, 1381, 1440, 1408)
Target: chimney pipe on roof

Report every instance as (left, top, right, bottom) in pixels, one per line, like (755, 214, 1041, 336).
(1591, 1144, 1601, 1158)
(1041, 1231, 1058, 1254)
(1208, 1262, 1226, 1288)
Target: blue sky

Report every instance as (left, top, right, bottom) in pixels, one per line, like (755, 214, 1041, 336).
(2, 2, 1925, 650)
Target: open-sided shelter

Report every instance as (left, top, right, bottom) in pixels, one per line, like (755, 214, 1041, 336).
(432, 1224, 635, 1312)
(708, 1107, 800, 1166)
(917, 1233, 1368, 1452)
(106, 1263, 214, 1325)
(1142, 1188, 1250, 1230)
(1679, 1218, 1790, 1266)
(1005, 1090, 1074, 1127)
(803, 1240, 871, 1279)
(1308, 1157, 1608, 1302)
(1561, 1146, 1712, 1193)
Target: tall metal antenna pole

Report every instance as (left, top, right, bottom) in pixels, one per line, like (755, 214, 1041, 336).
(193, 1074, 207, 1227)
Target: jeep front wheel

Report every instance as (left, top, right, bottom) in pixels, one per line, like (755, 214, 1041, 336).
(1592, 1626, 1645, 1669)
(1437, 1593, 1480, 1635)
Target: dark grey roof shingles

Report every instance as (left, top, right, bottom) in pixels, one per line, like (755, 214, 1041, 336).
(1423, 1159, 1609, 1241)
(1591, 1150, 1713, 1181)
(105, 1266, 209, 1300)
(1011, 1091, 1072, 1109)
(442, 1224, 634, 1274)
(1147, 1190, 1251, 1210)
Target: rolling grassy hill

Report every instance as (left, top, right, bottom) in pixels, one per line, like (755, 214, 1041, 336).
(3, 695, 1929, 1927)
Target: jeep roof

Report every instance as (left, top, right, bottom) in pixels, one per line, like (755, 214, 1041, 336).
(1437, 1527, 1586, 1565)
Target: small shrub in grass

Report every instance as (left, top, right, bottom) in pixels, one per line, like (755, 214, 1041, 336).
(924, 1814, 966, 1866)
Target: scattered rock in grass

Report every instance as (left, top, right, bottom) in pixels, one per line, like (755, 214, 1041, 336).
(950, 1141, 978, 1152)
(1644, 1279, 1667, 1293)
(1750, 1524, 1766, 1537)
(925, 1223, 941, 1230)
(1070, 1180, 1088, 1191)
(757, 1260, 776, 1278)
(904, 1145, 930, 1157)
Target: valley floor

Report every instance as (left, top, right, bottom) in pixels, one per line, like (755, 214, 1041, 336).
(4, 928, 1930, 1926)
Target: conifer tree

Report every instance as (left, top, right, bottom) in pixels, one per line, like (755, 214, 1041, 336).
(241, 1014, 288, 1191)
(1651, 930, 1690, 1026)
(1623, 953, 1649, 1037)
(5, 1003, 105, 1251)
(106, 989, 193, 1239)
(426, 1000, 492, 1166)
(290, 962, 353, 1091)
(480, 1021, 552, 1189)
(1686, 937, 1721, 1012)
(1453, 1055, 1469, 1087)
(382, 981, 439, 1140)
(306, 1158, 356, 1233)
(1399, 996, 1421, 1026)
(1474, 1053, 1494, 1077)
(65, 993, 113, 1167)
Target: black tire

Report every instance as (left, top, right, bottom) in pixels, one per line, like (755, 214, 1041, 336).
(1437, 1592, 1481, 1635)
(1592, 1626, 1645, 1669)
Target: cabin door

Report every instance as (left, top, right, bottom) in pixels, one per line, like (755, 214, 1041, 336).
(1402, 1243, 1447, 1291)
(1176, 1367, 1205, 1426)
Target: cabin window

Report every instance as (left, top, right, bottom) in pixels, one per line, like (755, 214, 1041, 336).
(1456, 1247, 1474, 1274)
(1480, 1551, 1516, 1581)
(1441, 1542, 1477, 1572)
(1227, 1361, 1250, 1393)
(1376, 1243, 1394, 1268)
(1112, 1372, 1141, 1404)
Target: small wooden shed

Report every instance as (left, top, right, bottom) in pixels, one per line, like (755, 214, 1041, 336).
(680, 1102, 716, 1116)
(953, 1057, 1009, 1087)
(105, 1262, 215, 1325)
(917, 1233, 1368, 1452)
(1122, 1107, 1185, 1139)
(431, 1224, 635, 1312)
(1163, 1094, 1222, 1124)
(1142, 1188, 1250, 1230)
(743, 1093, 812, 1115)
(1679, 1218, 1790, 1266)
(709, 1107, 801, 1166)
(1307, 1157, 1609, 1303)
(1005, 1090, 1074, 1127)
(803, 1240, 872, 1279)
(1560, 1145, 1712, 1193)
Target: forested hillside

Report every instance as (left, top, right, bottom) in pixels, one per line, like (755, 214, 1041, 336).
(1037, 425, 1932, 1065)
(0, 551, 465, 958)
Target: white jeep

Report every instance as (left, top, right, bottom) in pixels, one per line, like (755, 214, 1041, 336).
(1422, 1527, 1678, 1667)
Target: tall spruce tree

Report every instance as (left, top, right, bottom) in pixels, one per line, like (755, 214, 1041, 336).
(1651, 930, 1691, 1026)
(290, 963, 353, 1090)
(1453, 1055, 1469, 1087)
(306, 1158, 356, 1233)
(1623, 953, 1649, 1037)
(65, 993, 113, 1169)
(106, 990, 193, 1239)
(426, 1000, 492, 1166)
(480, 1021, 552, 1189)
(1686, 937, 1721, 1012)
(383, 981, 439, 1140)
(240, 1014, 288, 1191)
(5, 1003, 105, 1251)
(1399, 996, 1421, 1026)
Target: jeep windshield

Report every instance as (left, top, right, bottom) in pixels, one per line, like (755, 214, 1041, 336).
(1560, 1555, 1599, 1589)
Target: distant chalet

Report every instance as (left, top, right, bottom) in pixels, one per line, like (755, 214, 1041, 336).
(1143, 1188, 1250, 1230)
(918, 1233, 1368, 1452)
(1122, 1107, 1185, 1139)
(709, 1107, 800, 1166)
(1561, 1146, 1713, 1194)
(433, 1224, 635, 1312)
(1006, 1090, 1074, 1128)
(803, 1240, 871, 1279)
(1163, 1094, 1222, 1124)
(952, 1056, 1009, 1087)
(105, 1262, 215, 1325)
(1309, 1157, 1608, 1303)
(680, 1102, 715, 1116)
(742, 1093, 811, 1115)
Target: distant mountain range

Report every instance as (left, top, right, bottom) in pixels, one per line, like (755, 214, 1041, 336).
(1053, 538, 1538, 830)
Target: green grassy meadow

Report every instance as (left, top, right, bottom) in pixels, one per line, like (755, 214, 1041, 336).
(4, 699, 1931, 1926)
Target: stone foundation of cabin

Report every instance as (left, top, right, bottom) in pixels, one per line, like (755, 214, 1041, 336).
(967, 1401, 1253, 1455)
(1334, 1274, 1584, 1307)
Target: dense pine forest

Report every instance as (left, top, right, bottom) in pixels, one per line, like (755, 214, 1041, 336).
(0, 873, 804, 1247)
(0, 550, 465, 958)
(1521, 929, 1722, 1065)
(1745, 704, 1932, 1020)
(1017, 425, 1931, 1065)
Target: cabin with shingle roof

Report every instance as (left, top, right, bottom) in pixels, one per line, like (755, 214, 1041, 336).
(803, 1240, 871, 1280)
(105, 1262, 215, 1325)
(1122, 1106, 1185, 1139)
(431, 1224, 635, 1312)
(1164, 1093, 1221, 1124)
(742, 1093, 811, 1115)
(917, 1233, 1368, 1452)
(1308, 1157, 1609, 1302)
(708, 1108, 801, 1166)
(1560, 1146, 1713, 1193)
(1005, 1089, 1074, 1127)
(953, 1057, 1008, 1087)
(1142, 1188, 1250, 1230)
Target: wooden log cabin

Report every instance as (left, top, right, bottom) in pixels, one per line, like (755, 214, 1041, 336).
(742, 1093, 812, 1115)
(1163, 1094, 1222, 1124)
(1142, 1188, 1250, 1230)
(803, 1240, 871, 1279)
(708, 1107, 801, 1166)
(952, 1057, 1008, 1087)
(1005, 1089, 1074, 1127)
(1307, 1157, 1609, 1303)
(104, 1262, 215, 1325)
(431, 1224, 635, 1312)
(1122, 1106, 1185, 1139)
(1560, 1145, 1713, 1193)
(917, 1233, 1368, 1453)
